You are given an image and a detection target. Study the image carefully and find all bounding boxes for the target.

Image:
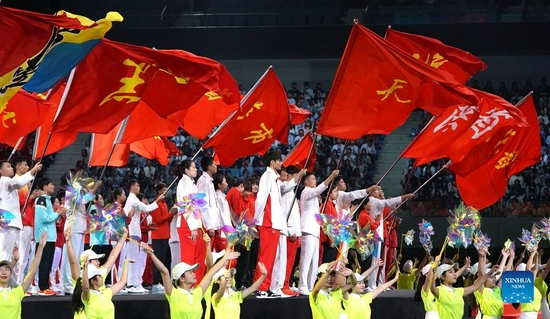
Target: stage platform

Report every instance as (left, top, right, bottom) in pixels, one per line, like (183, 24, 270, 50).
(22, 289, 448, 319)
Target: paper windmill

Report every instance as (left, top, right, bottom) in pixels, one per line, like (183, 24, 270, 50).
(315, 209, 357, 248)
(446, 202, 481, 248)
(533, 218, 550, 240)
(176, 193, 207, 220)
(473, 230, 491, 255)
(504, 239, 516, 251)
(221, 210, 259, 250)
(353, 225, 381, 261)
(518, 228, 541, 252)
(404, 229, 415, 246)
(418, 220, 434, 253)
(0, 209, 15, 233)
(86, 203, 126, 241)
(63, 171, 96, 206)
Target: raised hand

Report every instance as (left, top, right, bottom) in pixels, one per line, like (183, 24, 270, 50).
(258, 262, 267, 276)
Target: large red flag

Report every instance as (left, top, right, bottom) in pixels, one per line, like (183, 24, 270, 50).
(316, 23, 478, 140)
(385, 27, 487, 84)
(283, 133, 316, 171)
(402, 89, 527, 166)
(0, 90, 54, 148)
(452, 94, 541, 209)
(88, 123, 129, 167)
(51, 39, 238, 134)
(202, 67, 290, 166)
(289, 104, 311, 125)
(169, 67, 240, 139)
(118, 100, 180, 144)
(33, 84, 78, 159)
(130, 137, 179, 166)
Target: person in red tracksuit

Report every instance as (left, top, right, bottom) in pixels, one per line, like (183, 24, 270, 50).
(357, 199, 382, 274)
(383, 207, 401, 282)
(150, 183, 177, 291)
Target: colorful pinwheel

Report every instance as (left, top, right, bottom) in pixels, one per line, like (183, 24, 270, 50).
(353, 225, 381, 261)
(518, 228, 541, 252)
(504, 239, 516, 251)
(418, 220, 434, 253)
(446, 202, 481, 249)
(176, 193, 207, 220)
(315, 209, 357, 248)
(86, 203, 126, 241)
(221, 210, 259, 250)
(404, 229, 415, 246)
(473, 230, 491, 255)
(533, 218, 550, 240)
(63, 172, 96, 206)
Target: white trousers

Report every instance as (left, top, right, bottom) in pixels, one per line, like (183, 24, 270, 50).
(298, 234, 319, 291)
(138, 243, 149, 283)
(50, 246, 63, 285)
(270, 234, 287, 294)
(61, 232, 84, 293)
(122, 237, 142, 287)
(367, 241, 383, 290)
(0, 227, 20, 261)
(169, 241, 180, 270)
(15, 226, 33, 284)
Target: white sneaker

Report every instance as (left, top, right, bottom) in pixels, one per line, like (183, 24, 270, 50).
(152, 284, 164, 293)
(119, 287, 130, 294)
(299, 288, 311, 296)
(128, 285, 148, 293)
(290, 286, 299, 292)
(26, 285, 39, 296)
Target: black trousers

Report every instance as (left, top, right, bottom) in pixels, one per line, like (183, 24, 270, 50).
(151, 239, 171, 285)
(37, 242, 55, 290)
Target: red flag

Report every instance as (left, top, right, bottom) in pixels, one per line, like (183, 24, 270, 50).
(202, 67, 290, 166)
(88, 123, 129, 167)
(51, 39, 238, 134)
(283, 133, 316, 171)
(402, 89, 527, 166)
(452, 94, 541, 209)
(316, 23, 478, 140)
(169, 67, 240, 139)
(33, 84, 78, 159)
(385, 27, 487, 84)
(0, 90, 54, 148)
(130, 136, 179, 166)
(118, 100, 180, 144)
(289, 104, 311, 125)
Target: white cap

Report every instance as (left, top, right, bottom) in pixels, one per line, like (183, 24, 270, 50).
(403, 260, 413, 273)
(172, 262, 199, 280)
(436, 264, 453, 277)
(214, 268, 236, 280)
(212, 250, 226, 262)
(516, 263, 527, 271)
(318, 263, 330, 274)
(80, 250, 105, 264)
(353, 273, 365, 282)
(469, 262, 492, 277)
(421, 264, 432, 276)
(539, 264, 547, 271)
(86, 264, 107, 280)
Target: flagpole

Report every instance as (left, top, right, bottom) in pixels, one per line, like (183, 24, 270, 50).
(98, 116, 130, 181)
(286, 132, 317, 223)
(383, 160, 451, 223)
(320, 140, 348, 214)
(192, 67, 273, 161)
(7, 136, 25, 162)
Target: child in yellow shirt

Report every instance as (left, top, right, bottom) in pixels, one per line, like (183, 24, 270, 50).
(343, 271, 399, 319)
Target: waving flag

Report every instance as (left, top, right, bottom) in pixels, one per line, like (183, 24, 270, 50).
(283, 132, 316, 171)
(0, 7, 122, 113)
(316, 22, 478, 140)
(289, 104, 311, 125)
(202, 67, 290, 166)
(385, 27, 487, 84)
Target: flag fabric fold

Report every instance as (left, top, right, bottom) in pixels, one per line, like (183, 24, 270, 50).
(452, 94, 541, 209)
(402, 89, 528, 166)
(385, 27, 487, 84)
(283, 133, 316, 171)
(202, 67, 290, 166)
(51, 39, 239, 134)
(289, 104, 311, 125)
(316, 23, 478, 140)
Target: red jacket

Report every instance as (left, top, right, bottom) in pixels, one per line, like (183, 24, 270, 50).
(140, 212, 151, 243)
(150, 201, 173, 240)
(55, 216, 66, 248)
(358, 209, 380, 231)
(19, 187, 34, 227)
(320, 201, 338, 243)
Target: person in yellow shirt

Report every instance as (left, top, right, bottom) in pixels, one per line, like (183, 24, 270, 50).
(397, 259, 418, 290)
(534, 249, 550, 319)
(79, 257, 129, 319)
(211, 262, 267, 319)
(342, 270, 399, 319)
(518, 248, 542, 319)
(473, 249, 509, 319)
(310, 261, 356, 319)
(430, 255, 498, 319)
(415, 262, 439, 319)
(145, 244, 240, 319)
(0, 232, 46, 319)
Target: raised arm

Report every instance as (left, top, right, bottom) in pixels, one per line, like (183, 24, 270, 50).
(81, 261, 91, 303)
(338, 267, 357, 294)
(110, 259, 129, 295)
(497, 248, 510, 283)
(430, 256, 441, 299)
(417, 251, 429, 278)
(513, 251, 525, 271)
(22, 232, 46, 292)
(199, 247, 240, 295)
(361, 258, 383, 279)
(464, 266, 499, 296)
(455, 256, 471, 277)
(372, 272, 399, 299)
(243, 262, 267, 298)
(65, 228, 81, 281)
(506, 248, 516, 271)
(103, 227, 128, 272)
(526, 248, 538, 277)
(312, 262, 334, 301)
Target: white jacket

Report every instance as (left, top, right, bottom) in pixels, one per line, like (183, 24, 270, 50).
(124, 193, 158, 239)
(368, 196, 402, 240)
(299, 183, 327, 238)
(255, 167, 283, 230)
(0, 173, 34, 230)
(280, 180, 300, 236)
(196, 173, 220, 231)
(176, 174, 200, 231)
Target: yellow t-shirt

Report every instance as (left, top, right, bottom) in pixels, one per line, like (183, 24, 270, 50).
(521, 287, 542, 313)
(397, 269, 417, 290)
(167, 288, 203, 319)
(536, 276, 548, 297)
(74, 267, 108, 319)
(83, 288, 114, 319)
(310, 289, 344, 319)
(343, 292, 372, 319)
(212, 291, 243, 319)
(421, 288, 438, 312)
(436, 286, 464, 319)
(0, 286, 25, 319)
(474, 287, 503, 318)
